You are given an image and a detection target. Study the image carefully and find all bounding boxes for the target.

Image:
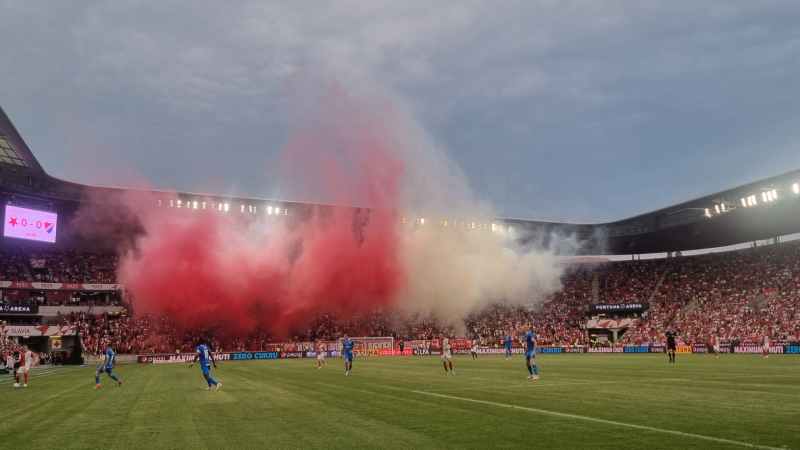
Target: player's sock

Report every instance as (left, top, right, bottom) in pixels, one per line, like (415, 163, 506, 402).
(526, 364, 533, 375)
(533, 364, 538, 376)
(110, 375, 120, 382)
(24, 373, 28, 384)
(207, 377, 218, 386)
(449, 361, 453, 371)
(443, 362, 448, 373)
(95, 375, 100, 384)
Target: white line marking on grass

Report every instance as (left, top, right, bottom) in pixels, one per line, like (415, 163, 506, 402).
(413, 390, 786, 450)
(0, 367, 84, 384)
(417, 373, 790, 393)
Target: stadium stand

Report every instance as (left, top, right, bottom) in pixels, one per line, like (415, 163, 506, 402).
(4, 240, 800, 353)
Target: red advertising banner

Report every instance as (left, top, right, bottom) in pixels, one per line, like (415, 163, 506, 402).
(449, 339, 471, 349)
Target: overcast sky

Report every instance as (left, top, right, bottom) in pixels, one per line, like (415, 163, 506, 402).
(1, 1, 799, 221)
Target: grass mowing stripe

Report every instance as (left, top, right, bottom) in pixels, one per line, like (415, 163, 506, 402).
(415, 372, 793, 392)
(0, 367, 84, 384)
(412, 390, 786, 450)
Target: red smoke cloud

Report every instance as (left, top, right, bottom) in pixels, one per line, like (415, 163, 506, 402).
(115, 86, 407, 339)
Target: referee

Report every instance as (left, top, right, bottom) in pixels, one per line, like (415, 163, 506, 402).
(666, 330, 678, 363)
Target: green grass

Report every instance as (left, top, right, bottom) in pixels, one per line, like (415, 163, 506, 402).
(2, 354, 800, 450)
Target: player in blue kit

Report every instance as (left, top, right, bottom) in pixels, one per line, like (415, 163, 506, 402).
(94, 344, 122, 389)
(341, 333, 355, 376)
(524, 326, 539, 380)
(189, 339, 222, 391)
(505, 333, 513, 360)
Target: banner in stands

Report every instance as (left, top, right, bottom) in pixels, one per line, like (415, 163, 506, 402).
(586, 303, 648, 313)
(0, 281, 124, 291)
(0, 325, 76, 336)
(586, 318, 637, 329)
(0, 304, 38, 314)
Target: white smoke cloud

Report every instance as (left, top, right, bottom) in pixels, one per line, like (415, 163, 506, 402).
(346, 89, 570, 322)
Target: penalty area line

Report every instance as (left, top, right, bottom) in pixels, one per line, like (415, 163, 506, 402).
(412, 390, 785, 450)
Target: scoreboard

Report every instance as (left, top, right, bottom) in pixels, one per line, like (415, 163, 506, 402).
(3, 205, 58, 243)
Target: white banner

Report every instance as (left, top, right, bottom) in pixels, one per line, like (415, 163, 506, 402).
(586, 318, 637, 329)
(0, 281, 124, 291)
(0, 325, 77, 337)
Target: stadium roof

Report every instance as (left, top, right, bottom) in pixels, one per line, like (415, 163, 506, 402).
(1, 104, 799, 255)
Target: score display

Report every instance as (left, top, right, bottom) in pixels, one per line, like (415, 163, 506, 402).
(3, 205, 58, 243)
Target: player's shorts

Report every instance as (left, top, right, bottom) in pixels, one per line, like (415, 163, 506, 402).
(201, 363, 211, 375)
(18, 365, 30, 374)
(763, 346, 770, 352)
(667, 344, 676, 351)
(441, 351, 452, 361)
(471, 347, 477, 354)
(525, 350, 536, 361)
(344, 352, 353, 362)
(713, 345, 720, 352)
(97, 365, 113, 374)
(505, 345, 512, 350)
(317, 353, 325, 360)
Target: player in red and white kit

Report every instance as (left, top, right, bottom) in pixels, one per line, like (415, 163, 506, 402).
(317, 342, 327, 369)
(16, 345, 35, 387)
(762, 335, 770, 358)
(712, 335, 720, 359)
(440, 333, 455, 375)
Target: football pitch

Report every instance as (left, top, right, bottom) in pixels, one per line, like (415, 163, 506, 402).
(2, 354, 799, 450)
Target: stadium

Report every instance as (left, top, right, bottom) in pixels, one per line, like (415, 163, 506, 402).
(4, 4, 800, 450)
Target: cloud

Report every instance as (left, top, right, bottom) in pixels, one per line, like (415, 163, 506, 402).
(1, 1, 799, 220)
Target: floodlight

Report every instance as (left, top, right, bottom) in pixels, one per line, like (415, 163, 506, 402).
(793, 183, 799, 194)
(420, 218, 425, 225)
(224, 203, 229, 212)
(741, 198, 747, 207)
(193, 201, 198, 209)
(705, 208, 711, 218)
(177, 200, 182, 208)
(268, 206, 273, 215)
(714, 205, 720, 214)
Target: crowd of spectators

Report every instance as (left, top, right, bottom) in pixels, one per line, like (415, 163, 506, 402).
(5, 241, 800, 354)
(0, 245, 118, 283)
(620, 242, 800, 344)
(597, 260, 663, 304)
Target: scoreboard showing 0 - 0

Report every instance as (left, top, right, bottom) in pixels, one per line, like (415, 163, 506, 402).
(3, 205, 58, 243)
